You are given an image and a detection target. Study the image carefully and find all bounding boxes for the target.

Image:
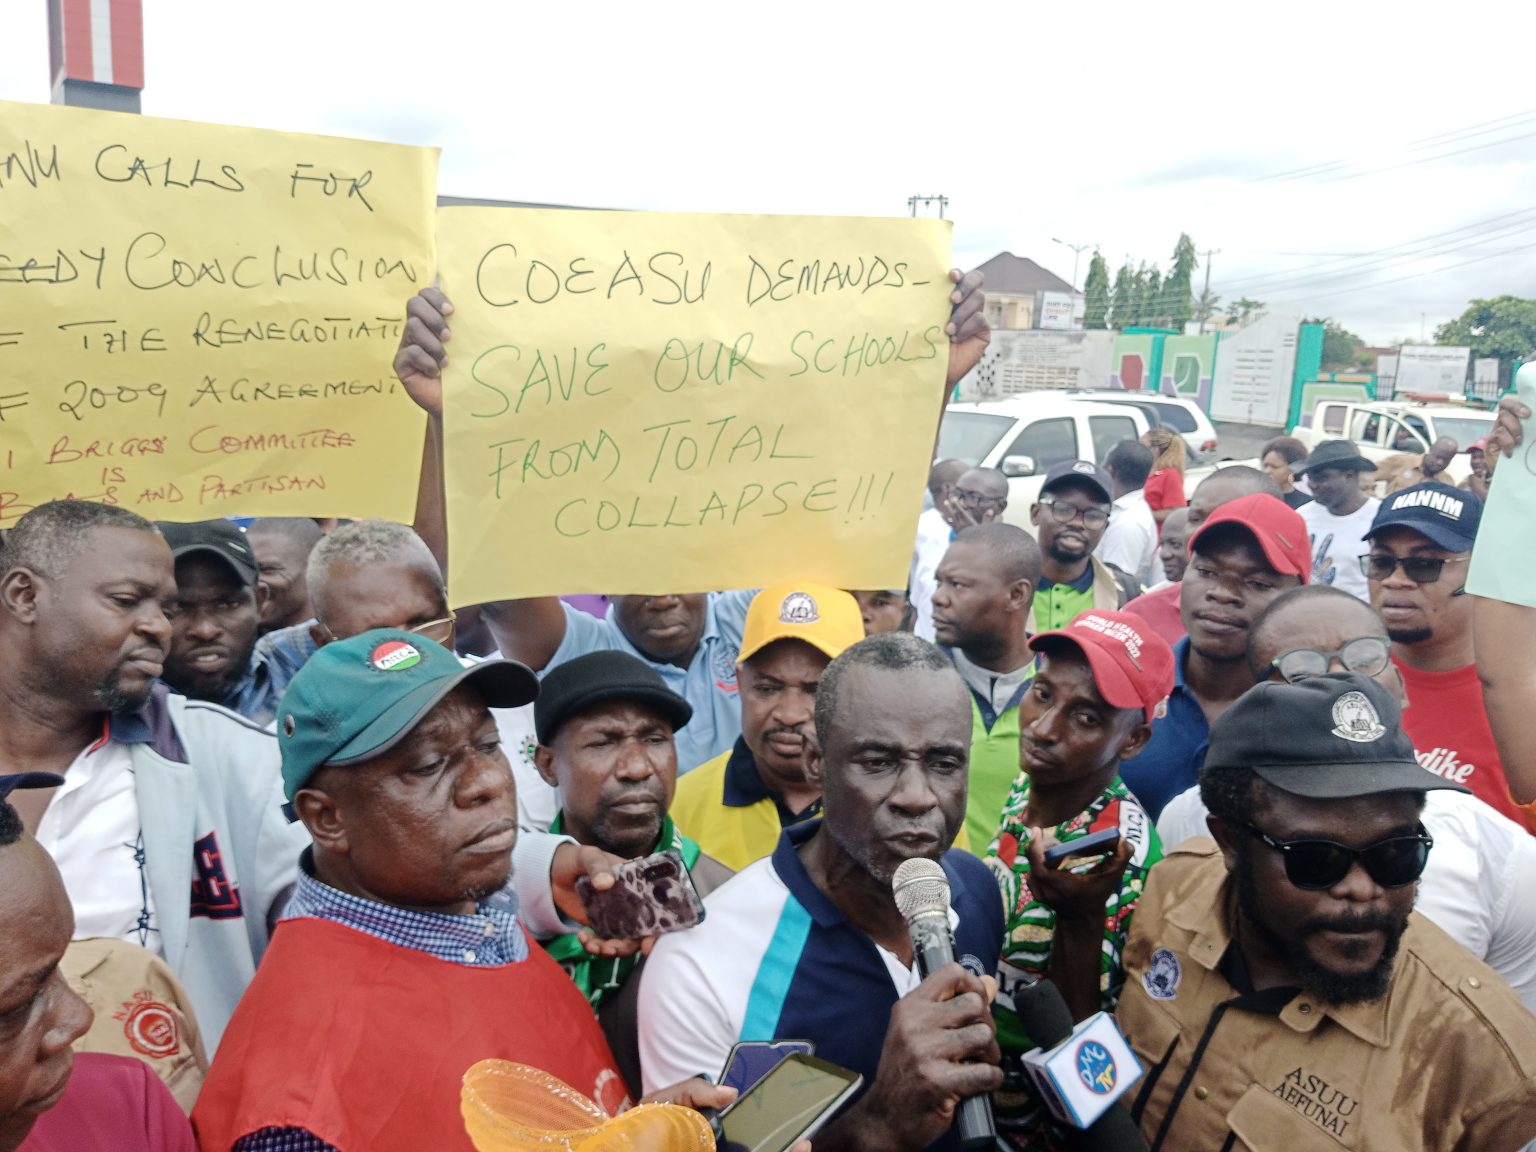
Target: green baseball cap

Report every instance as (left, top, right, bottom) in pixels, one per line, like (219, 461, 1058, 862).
(277, 628, 539, 802)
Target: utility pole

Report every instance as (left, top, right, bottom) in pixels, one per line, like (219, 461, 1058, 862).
(1051, 238, 1094, 291)
(1197, 248, 1221, 333)
(909, 195, 948, 219)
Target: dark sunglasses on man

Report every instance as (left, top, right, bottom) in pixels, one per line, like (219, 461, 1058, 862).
(1245, 822, 1434, 890)
(1360, 553, 1470, 584)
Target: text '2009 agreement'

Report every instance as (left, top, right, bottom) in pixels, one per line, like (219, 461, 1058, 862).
(437, 207, 953, 603)
(0, 99, 437, 525)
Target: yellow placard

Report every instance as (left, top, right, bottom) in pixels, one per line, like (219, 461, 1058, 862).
(0, 100, 437, 526)
(438, 207, 952, 605)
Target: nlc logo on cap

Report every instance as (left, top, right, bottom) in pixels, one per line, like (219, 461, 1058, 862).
(370, 640, 422, 672)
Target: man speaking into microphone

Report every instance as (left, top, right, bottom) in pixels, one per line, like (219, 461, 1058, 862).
(639, 633, 1005, 1152)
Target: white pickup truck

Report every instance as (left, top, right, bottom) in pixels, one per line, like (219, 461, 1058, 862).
(1291, 398, 1494, 484)
(935, 395, 1222, 534)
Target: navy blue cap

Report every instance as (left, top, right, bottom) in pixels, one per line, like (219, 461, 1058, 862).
(0, 772, 65, 798)
(1364, 482, 1481, 552)
(1041, 459, 1113, 504)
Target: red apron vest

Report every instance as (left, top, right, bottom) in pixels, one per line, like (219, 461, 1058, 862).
(192, 917, 628, 1152)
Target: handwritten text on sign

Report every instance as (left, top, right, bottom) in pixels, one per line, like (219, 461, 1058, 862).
(0, 99, 436, 524)
(438, 207, 952, 604)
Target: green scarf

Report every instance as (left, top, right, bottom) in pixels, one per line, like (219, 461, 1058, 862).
(542, 813, 702, 1010)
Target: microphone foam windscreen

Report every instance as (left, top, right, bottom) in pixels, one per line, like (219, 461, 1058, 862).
(892, 856, 951, 920)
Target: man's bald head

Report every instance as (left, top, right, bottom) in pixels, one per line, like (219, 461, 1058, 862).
(1187, 465, 1283, 528)
(928, 459, 969, 502)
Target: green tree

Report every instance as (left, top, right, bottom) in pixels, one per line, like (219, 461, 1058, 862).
(1164, 233, 1198, 331)
(1302, 316, 1366, 372)
(1226, 296, 1266, 326)
(1108, 262, 1137, 329)
(1141, 265, 1163, 326)
(1082, 250, 1111, 329)
(1195, 287, 1222, 332)
(1435, 296, 1536, 376)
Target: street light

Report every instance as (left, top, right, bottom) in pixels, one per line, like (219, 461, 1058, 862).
(1050, 238, 1094, 291)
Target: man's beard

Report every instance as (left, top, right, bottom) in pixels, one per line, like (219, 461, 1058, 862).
(95, 664, 154, 714)
(1046, 538, 1087, 565)
(1235, 843, 1408, 1006)
(1386, 625, 1433, 646)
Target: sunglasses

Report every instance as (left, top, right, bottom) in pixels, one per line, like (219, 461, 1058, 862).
(1245, 822, 1432, 890)
(1271, 637, 1391, 683)
(1359, 554, 1469, 584)
(1040, 498, 1110, 530)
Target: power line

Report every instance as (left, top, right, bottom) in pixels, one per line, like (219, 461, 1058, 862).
(1219, 214, 1536, 297)
(1266, 239, 1536, 307)
(1217, 206, 1536, 292)
(1253, 107, 1536, 184)
(1320, 126, 1536, 183)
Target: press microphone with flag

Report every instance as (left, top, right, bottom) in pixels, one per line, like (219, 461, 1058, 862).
(891, 857, 996, 1150)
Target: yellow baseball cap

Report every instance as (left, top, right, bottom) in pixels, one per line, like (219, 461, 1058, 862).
(737, 583, 865, 665)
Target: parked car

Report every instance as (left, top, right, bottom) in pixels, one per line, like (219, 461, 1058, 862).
(934, 396, 1150, 533)
(1290, 398, 1494, 484)
(1066, 391, 1219, 458)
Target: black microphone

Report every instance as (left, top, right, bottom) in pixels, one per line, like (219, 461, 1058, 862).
(892, 858, 996, 1150)
(1011, 979, 1150, 1152)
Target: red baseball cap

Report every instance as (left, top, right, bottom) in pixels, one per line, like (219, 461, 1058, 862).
(1029, 610, 1175, 722)
(1187, 493, 1311, 583)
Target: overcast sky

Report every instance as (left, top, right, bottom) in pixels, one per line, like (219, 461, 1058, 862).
(4, 1, 1533, 345)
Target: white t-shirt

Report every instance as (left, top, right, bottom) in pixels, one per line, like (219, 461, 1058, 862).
(35, 737, 160, 953)
(1156, 784, 1536, 1010)
(908, 506, 953, 643)
(1098, 490, 1158, 588)
(1299, 497, 1380, 602)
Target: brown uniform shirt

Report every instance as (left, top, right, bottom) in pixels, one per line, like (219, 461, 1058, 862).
(61, 937, 209, 1113)
(1119, 842, 1536, 1151)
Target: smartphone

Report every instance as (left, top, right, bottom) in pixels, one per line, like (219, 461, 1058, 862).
(1042, 828, 1121, 865)
(720, 1040, 817, 1096)
(574, 848, 705, 940)
(717, 1053, 863, 1152)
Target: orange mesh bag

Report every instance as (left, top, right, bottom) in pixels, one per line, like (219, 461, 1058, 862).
(461, 1060, 713, 1152)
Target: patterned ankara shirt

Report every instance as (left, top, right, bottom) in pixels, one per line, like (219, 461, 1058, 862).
(229, 858, 528, 1152)
(984, 774, 1162, 1151)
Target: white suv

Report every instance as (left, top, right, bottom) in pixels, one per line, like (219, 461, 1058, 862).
(1067, 392, 1219, 458)
(935, 396, 1149, 533)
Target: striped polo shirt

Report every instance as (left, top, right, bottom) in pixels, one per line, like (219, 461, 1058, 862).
(637, 820, 1004, 1152)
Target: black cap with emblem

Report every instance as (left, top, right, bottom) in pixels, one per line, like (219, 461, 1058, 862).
(1202, 673, 1466, 800)
(1040, 459, 1113, 505)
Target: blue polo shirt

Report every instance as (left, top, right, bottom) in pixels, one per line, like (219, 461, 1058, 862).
(1117, 636, 1210, 820)
(638, 821, 1004, 1152)
(544, 591, 753, 772)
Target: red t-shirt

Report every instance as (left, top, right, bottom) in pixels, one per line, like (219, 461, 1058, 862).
(1143, 468, 1187, 515)
(21, 1053, 195, 1152)
(1394, 657, 1534, 831)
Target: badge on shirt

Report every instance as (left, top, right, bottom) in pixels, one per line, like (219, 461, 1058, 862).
(1144, 948, 1181, 1000)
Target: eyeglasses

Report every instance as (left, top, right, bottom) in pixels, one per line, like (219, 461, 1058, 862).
(1359, 554, 1469, 584)
(315, 610, 457, 647)
(406, 613, 458, 645)
(1245, 822, 1433, 890)
(1039, 498, 1110, 530)
(1271, 637, 1391, 683)
(952, 487, 1006, 507)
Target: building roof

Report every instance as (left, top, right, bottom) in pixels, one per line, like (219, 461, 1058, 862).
(971, 251, 1076, 297)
